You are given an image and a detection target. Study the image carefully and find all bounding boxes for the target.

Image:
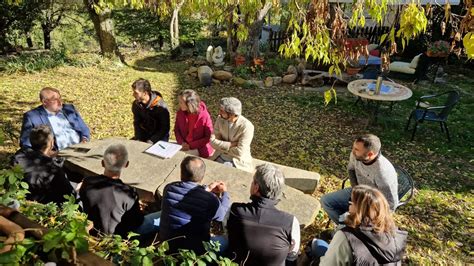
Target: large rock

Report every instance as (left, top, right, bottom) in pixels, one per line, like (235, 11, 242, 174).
(273, 76, 283, 85)
(283, 74, 298, 84)
(287, 65, 298, 75)
(250, 80, 264, 88)
(198, 65, 213, 86)
(213, 70, 233, 81)
(233, 77, 248, 86)
(188, 66, 198, 74)
(264, 77, 273, 87)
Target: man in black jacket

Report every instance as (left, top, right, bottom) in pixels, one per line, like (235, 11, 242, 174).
(13, 125, 75, 205)
(131, 78, 170, 143)
(79, 144, 161, 237)
(226, 163, 300, 266)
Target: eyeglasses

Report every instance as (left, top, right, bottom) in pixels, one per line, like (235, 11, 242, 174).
(44, 97, 62, 103)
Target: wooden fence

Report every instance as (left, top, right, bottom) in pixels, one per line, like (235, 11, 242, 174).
(348, 25, 391, 44)
(267, 25, 390, 53)
(268, 29, 288, 52)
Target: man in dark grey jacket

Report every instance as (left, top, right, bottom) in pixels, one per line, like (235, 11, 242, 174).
(226, 163, 300, 266)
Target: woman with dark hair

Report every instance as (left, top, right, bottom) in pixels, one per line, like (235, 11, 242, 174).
(310, 185, 408, 265)
(174, 90, 214, 158)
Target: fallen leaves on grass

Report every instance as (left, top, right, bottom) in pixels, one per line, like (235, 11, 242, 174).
(0, 53, 472, 264)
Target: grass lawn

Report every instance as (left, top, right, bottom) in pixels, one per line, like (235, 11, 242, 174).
(0, 51, 472, 264)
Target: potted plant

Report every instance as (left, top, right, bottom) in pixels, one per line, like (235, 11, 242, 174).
(346, 58, 361, 75)
(427, 40, 450, 57)
(253, 57, 265, 66)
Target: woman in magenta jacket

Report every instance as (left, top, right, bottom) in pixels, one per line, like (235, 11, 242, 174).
(175, 90, 214, 158)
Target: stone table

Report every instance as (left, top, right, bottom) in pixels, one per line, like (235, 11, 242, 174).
(347, 79, 412, 102)
(347, 79, 413, 124)
(59, 138, 320, 227)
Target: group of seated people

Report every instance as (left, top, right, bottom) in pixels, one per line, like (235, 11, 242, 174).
(10, 81, 408, 265)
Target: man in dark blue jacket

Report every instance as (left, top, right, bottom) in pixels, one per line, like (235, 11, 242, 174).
(20, 87, 90, 151)
(159, 156, 230, 254)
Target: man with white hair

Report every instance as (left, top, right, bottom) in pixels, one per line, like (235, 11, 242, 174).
(226, 164, 300, 265)
(79, 144, 161, 237)
(210, 97, 254, 172)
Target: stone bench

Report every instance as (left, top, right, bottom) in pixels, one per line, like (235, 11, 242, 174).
(252, 159, 320, 194)
(60, 138, 320, 227)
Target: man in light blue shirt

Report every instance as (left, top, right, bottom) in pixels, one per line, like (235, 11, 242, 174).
(44, 108, 81, 150)
(20, 87, 90, 151)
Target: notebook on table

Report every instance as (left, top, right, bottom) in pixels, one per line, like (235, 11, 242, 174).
(145, 141, 182, 159)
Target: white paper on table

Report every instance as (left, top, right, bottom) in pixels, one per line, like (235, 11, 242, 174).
(144, 141, 182, 159)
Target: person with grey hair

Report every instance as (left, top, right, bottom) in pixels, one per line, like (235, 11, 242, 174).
(79, 144, 161, 237)
(226, 164, 301, 265)
(210, 97, 254, 172)
(20, 87, 90, 151)
(174, 90, 214, 158)
(321, 134, 398, 224)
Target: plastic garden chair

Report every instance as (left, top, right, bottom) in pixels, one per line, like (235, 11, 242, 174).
(325, 165, 414, 228)
(405, 90, 460, 142)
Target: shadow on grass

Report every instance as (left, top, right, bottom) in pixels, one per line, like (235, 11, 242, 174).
(395, 192, 471, 263)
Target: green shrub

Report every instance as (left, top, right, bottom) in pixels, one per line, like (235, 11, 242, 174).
(3, 47, 75, 73)
(234, 65, 251, 79)
(0, 166, 237, 265)
(114, 8, 168, 48)
(179, 18, 205, 47)
(265, 57, 295, 76)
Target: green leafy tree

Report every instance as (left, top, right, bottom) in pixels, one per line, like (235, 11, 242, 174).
(39, 0, 82, 50)
(0, 1, 42, 51)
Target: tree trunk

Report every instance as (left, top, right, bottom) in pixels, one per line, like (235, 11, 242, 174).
(25, 31, 33, 48)
(41, 24, 52, 49)
(84, 0, 122, 60)
(170, 9, 178, 50)
(226, 6, 235, 57)
(170, 0, 185, 51)
(246, 2, 272, 58)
